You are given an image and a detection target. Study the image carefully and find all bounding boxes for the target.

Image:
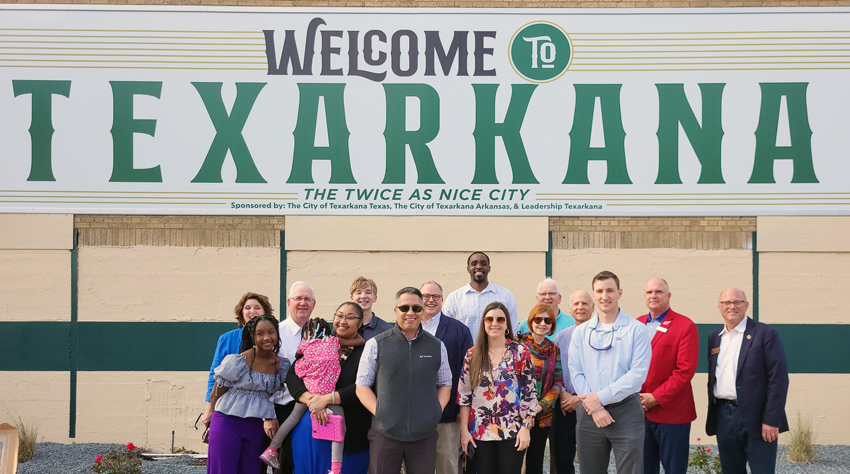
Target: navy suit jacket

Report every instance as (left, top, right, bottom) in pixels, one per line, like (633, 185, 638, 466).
(433, 312, 474, 423)
(706, 317, 789, 438)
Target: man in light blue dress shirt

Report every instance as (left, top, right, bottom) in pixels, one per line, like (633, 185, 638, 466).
(568, 271, 652, 474)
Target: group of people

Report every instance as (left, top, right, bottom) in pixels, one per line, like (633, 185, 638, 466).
(202, 251, 790, 474)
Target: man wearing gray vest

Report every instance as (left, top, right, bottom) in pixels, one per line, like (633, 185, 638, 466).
(356, 287, 453, 474)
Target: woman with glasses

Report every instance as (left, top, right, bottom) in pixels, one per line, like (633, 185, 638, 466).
(517, 303, 564, 474)
(458, 302, 539, 474)
(285, 302, 373, 474)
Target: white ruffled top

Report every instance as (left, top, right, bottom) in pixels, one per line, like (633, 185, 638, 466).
(213, 353, 291, 419)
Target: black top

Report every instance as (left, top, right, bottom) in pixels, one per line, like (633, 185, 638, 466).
(285, 344, 372, 453)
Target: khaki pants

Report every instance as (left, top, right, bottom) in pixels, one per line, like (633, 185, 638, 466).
(435, 422, 461, 474)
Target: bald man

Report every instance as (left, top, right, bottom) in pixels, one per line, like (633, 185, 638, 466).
(551, 290, 594, 474)
(637, 278, 699, 474)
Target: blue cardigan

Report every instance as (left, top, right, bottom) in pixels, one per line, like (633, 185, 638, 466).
(205, 327, 243, 401)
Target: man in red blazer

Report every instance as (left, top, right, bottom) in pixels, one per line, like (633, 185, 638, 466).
(637, 278, 699, 474)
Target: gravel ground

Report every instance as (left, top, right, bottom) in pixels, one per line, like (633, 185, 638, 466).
(15, 442, 850, 473)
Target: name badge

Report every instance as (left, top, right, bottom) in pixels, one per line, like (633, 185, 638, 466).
(656, 327, 668, 333)
(711, 347, 720, 355)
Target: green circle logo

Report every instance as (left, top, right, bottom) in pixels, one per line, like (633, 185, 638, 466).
(509, 22, 572, 83)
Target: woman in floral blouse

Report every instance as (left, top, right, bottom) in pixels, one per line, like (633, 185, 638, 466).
(458, 302, 540, 474)
(518, 303, 564, 474)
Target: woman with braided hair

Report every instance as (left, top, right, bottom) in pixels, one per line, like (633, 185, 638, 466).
(261, 315, 364, 474)
(207, 314, 291, 473)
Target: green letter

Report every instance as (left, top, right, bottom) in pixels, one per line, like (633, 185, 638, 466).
(471, 84, 539, 184)
(564, 84, 631, 184)
(288, 83, 355, 184)
(192, 82, 267, 183)
(12, 80, 71, 182)
(382, 84, 443, 184)
(749, 83, 817, 184)
(110, 81, 162, 182)
(656, 83, 725, 184)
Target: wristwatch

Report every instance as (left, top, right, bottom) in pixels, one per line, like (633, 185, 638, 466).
(522, 420, 533, 429)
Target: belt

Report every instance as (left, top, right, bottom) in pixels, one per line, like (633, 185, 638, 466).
(717, 398, 738, 406)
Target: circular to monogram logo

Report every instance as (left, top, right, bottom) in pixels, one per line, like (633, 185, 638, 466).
(509, 21, 572, 83)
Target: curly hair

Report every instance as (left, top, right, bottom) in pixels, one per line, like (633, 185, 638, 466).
(233, 292, 274, 328)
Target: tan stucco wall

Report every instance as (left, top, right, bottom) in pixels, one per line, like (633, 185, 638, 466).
(77, 247, 281, 322)
(0, 250, 71, 321)
(0, 214, 73, 250)
(74, 372, 208, 450)
(551, 248, 753, 323)
(0, 372, 70, 443)
(759, 252, 849, 325)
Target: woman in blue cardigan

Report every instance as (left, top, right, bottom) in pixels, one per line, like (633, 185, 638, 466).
(201, 292, 274, 426)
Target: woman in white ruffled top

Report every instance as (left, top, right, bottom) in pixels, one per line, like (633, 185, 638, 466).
(207, 314, 292, 474)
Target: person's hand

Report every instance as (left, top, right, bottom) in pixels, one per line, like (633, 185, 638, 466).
(201, 409, 213, 428)
(307, 393, 331, 413)
(581, 393, 603, 414)
(460, 429, 476, 455)
(264, 418, 279, 438)
(591, 409, 614, 428)
(762, 423, 780, 443)
(639, 393, 658, 411)
(534, 404, 543, 414)
(313, 407, 329, 425)
(560, 393, 581, 414)
(515, 426, 531, 451)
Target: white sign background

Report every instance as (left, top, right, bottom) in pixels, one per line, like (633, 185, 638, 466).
(1, 6, 849, 215)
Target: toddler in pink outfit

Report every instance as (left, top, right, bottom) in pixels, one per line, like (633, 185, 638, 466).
(261, 317, 364, 474)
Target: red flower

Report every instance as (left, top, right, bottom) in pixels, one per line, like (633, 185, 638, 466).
(108, 462, 112, 465)
(697, 437, 701, 441)
(127, 442, 135, 451)
(707, 448, 712, 452)
(95, 455, 103, 462)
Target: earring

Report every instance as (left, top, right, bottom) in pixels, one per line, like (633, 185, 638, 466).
(505, 329, 509, 336)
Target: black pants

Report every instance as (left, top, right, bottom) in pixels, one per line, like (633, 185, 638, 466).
(475, 438, 525, 474)
(261, 402, 294, 474)
(552, 408, 577, 474)
(525, 426, 550, 474)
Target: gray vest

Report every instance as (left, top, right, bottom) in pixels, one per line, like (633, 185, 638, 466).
(372, 324, 443, 442)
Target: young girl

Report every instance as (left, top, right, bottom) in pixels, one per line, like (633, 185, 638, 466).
(261, 317, 364, 474)
(207, 315, 291, 474)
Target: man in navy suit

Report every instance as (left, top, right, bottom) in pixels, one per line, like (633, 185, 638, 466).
(706, 287, 789, 474)
(421, 280, 474, 474)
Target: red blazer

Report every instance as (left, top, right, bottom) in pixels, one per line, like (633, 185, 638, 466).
(637, 309, 699, 424)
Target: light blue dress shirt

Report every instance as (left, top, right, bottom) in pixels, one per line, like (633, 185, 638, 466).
(554, 324, 578, 395)
(568, 309, 652, 406)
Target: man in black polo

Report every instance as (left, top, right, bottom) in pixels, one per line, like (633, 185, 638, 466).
(356, 287, 453, 474)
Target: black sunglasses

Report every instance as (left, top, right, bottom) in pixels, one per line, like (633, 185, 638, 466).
(396, 305, 424, 313)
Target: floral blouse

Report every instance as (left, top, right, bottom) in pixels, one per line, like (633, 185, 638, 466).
(457, 339, 539, 441)
(518, 333, 563, 428)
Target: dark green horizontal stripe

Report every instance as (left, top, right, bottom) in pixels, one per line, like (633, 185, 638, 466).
(1, 321, 848, 373)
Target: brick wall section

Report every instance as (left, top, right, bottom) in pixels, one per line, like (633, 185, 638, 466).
(1, 0, 847, 6)
(74, 215, 286, 247)
(549, 216, 756, 249)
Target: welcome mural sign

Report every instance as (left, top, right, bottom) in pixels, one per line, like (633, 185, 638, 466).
(1, 6, 848, 215)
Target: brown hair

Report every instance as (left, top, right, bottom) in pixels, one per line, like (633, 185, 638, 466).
(349, 276, 378, 296)
(234, 292, 274, 328)
(468, 302, 513, 388)
(592, 270, 620, 290)
(528, 302, 556, 336)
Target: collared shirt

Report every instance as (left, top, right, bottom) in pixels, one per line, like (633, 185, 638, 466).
(270, 317, 303, 405)
(421, 311, 442, 336)
(554, 324, 578, 395)
(362, 313, 393, 341)
(714, 317, 747, 400)
(518, 309, 575, 342)
(568, 309, 652, 406)
(443, 281, 519, 336)
(645, 308, 670, 335)
(355, 326, 452, 388)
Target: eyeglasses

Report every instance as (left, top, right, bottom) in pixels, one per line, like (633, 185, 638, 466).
(290, 296, 314, 303)
(719, 300, 746, 307)
(422, 294, 442, 301)
(334, 313, 361, 321)
(588, 326, 615, 351)
(533, 317, 553, 325)
(537, 292, 558, 297)
(396, 305, 424, 313)
(484, 316, 507, 324)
